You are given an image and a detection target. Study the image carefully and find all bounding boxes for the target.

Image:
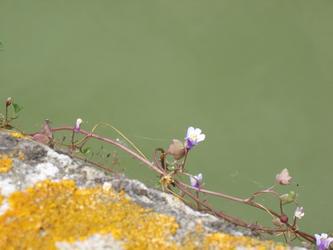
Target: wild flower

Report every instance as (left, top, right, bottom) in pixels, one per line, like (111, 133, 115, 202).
(275, 168, 292, 185)
(294, 207, 304, 219)
(74, 118, 83, 132)
(190, 173, 203, 190)
(315, 233, 333, 250)
(185, 127, 205, 150)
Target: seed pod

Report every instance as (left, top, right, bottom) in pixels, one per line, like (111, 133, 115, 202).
(280, 191, 296, 205)
(5, 97, 12, 107)
(166, 139, 186, 160)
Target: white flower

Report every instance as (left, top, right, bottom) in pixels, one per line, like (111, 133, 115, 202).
(185, 127, 206, 150)
(294, 207, 305, 219)
(74, 118, 83, 132)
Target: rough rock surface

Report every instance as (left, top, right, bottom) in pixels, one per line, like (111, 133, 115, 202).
(0, 130, 305, 250)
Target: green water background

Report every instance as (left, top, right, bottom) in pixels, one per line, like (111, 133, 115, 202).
(1, 0, 332, 236)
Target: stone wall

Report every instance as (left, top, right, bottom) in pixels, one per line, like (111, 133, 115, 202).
(0, 130, 304, 249)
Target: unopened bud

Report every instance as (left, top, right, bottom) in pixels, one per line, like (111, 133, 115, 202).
(5, 97, 12, 107)
(279, 214, 289, 224)
(166, 139, 186, 160)
(280, 191, 296, 205)
(74, 118, 83, 132)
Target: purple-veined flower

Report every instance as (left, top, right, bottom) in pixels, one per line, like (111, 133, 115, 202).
(315, 233, 333, 250)
(185, 127, 205, 150)
(294, 207, 304, 219)
(190, 173, 203, 190)
(74, 118, 82, 132)
(275, 168, 292, 185)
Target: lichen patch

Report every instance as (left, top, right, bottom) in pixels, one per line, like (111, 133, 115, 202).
(0, 180, 179, 250)
(0, 155, 13, 173)
(0, 179, 289, 250)
(9, 131, 25, 139)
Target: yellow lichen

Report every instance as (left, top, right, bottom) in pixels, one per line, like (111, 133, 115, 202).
(9, 131, 25, 139)
(0, 180, 179, 250)
(0, 155, 13, 173)
(203, 232, 287, 250)
(0, 179, 288, 250)
(0, 195, 3, 206)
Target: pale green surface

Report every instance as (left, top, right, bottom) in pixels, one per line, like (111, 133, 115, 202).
(1, 0, 333, 235)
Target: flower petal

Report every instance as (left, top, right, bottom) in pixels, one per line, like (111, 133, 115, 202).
(197, 133, 206, 142)
(186, 127, 195, 138)
(194, 128, 202, 135)
(190, 176, 197, 187)
(325, 238, 333, 249)
(315, 234, 322, 246)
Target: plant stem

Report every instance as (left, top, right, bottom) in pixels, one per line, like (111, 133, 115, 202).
(50, 126, 315, 244)
(52, 126, 163, 175)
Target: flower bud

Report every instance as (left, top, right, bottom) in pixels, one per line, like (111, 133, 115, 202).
(42, 119, 53, 139)
(74, 118, 83, 132)
(280, 191, 296, 205)
(5, 97, 12, 107)
(279, 214, 289, 224)
(166, 139, 186, 160)
(32, 133, 50, 145)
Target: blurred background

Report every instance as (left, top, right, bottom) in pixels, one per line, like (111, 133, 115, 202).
(1, 0, 332, 236)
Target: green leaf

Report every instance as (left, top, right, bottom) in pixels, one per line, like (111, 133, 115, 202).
(80, 147, 91, 155)
(12, 103, 23, 113)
